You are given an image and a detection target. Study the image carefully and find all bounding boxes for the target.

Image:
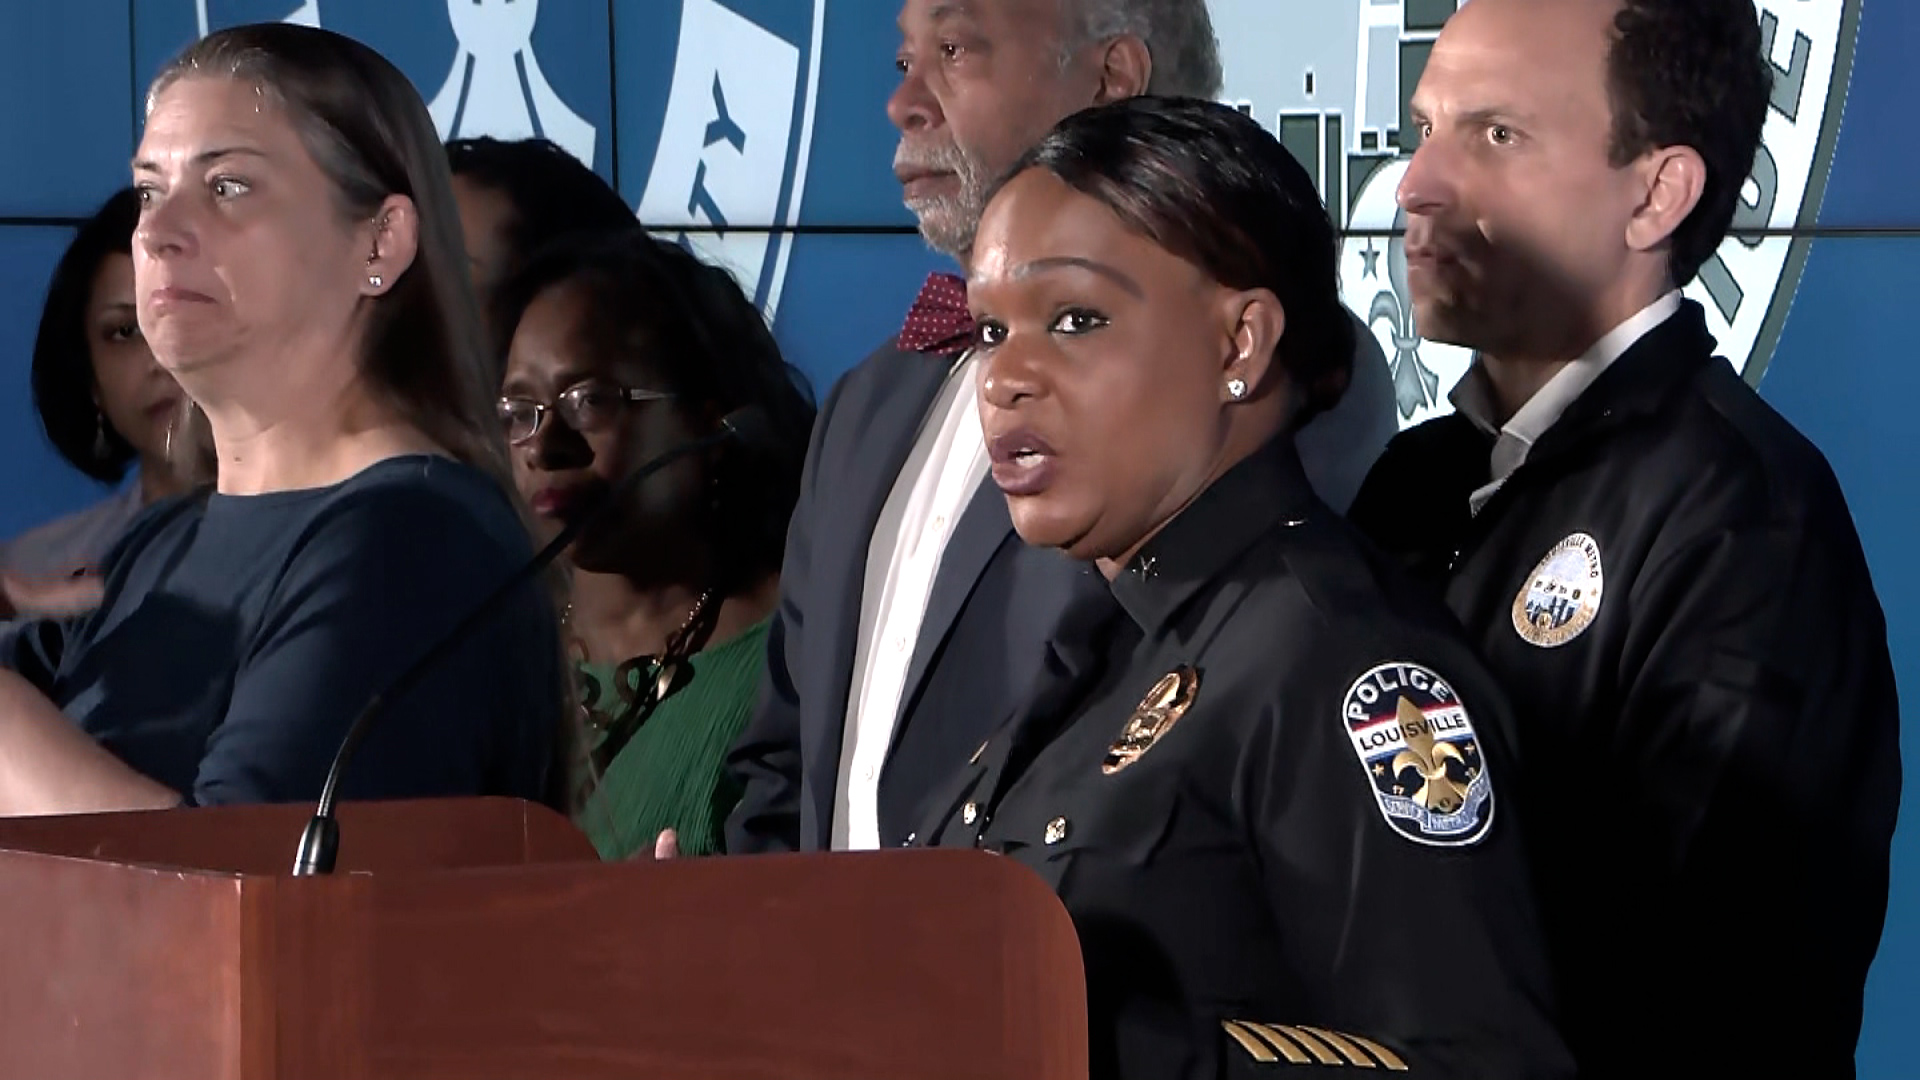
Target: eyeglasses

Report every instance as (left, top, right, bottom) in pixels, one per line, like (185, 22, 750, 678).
(497, 382, 675, 445)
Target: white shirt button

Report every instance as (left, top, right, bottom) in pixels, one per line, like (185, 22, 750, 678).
(861, 765, 876, 782)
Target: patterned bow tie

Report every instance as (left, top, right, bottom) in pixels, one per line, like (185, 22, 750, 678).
(897, 271, 975, 357)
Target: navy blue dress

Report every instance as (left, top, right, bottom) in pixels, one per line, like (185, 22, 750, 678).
(2, 456, 562, 808)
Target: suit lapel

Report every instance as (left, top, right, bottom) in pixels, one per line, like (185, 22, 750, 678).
(976, 576, 1126, 811)
(800, 347, 958, 844)
(908, 576, 1123, 846)
(891, 478, 1014, 736)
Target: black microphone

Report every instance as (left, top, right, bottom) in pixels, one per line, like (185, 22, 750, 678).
(290, 406, 769, 876)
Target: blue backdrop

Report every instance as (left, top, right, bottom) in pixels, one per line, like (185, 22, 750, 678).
(0, 3, 1910, 1071)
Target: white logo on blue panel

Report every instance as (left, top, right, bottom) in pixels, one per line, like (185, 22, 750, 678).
(636, 0, 826, 321)
(428, 0, 595, 166)
(196, 0, 316, 34)
(184, 0, 826, 321)
(196, 0, 596, 168)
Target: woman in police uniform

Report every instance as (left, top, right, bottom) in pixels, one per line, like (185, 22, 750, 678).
(912, 98, 1572, 1079)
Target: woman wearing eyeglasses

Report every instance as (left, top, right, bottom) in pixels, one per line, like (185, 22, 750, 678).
(493, 231, 815, 858)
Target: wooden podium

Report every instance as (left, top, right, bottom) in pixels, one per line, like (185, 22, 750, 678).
(0, 798, 1087, 1080)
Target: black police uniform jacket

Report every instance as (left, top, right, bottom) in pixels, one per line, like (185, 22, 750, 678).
(912, 437, 1575, 1080)
(1349, 300, 1902, 1080)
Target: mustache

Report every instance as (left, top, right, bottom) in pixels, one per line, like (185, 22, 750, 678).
(893, 139, 974, 176)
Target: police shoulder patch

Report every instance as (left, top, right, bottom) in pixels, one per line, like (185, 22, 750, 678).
(1512, 532, 1605, 648)
(1344, 661, 1493, 847)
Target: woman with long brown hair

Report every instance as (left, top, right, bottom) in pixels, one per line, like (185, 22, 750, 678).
(0, 24, 561, 814)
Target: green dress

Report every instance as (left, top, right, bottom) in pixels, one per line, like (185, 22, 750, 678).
(574, 617, 769, 859)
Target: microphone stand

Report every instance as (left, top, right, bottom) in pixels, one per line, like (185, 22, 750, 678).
(291, 413, 757, 876)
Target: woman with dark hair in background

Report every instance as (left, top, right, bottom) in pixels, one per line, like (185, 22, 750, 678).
(0, 24, 560, 815)
(0, 189, 186, 613)
(446, 135, 641, 327)
(494, 231, 814, 858)
(909, 97, 1572, 1078)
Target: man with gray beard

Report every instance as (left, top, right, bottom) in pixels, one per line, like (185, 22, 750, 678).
(725, 0, 1399, 854)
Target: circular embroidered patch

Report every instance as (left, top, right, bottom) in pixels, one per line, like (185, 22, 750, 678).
(1512, 532, 1605, 648)
(1344, 661, 1494, 847)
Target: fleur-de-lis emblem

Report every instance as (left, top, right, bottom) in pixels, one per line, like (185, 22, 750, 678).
(1345, 661, 1495, 848)
(1388, 696, 1466, 812)
(1365, 210, 1442, 420)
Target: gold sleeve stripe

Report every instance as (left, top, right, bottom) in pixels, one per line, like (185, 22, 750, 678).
(1239, 1022, 1314, 1065)
(1223, 1021, 1280, 1063)
(1269, 1025, 1344, 1066)
(1342, 1032, 1411, 1072)
(1294, 1025, 1379, 1067)
(1225, 1020, 1412, 1071)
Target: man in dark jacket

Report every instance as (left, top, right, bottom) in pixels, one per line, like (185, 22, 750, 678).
(1349, 0, 1902, 1076)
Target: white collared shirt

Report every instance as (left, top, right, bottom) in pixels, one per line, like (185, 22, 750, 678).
(831, 351, 991, 850)
(1451, 290, 1682, 514)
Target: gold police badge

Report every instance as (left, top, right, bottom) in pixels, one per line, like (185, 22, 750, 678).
(1102, 665, 1200, 775)
(1512, 532, 1606, 648)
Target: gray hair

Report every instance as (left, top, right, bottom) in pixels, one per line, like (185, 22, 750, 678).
(1060, 0, 1223, 99)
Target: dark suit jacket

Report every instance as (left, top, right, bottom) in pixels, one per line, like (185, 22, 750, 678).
(726, 320, 1398, 853)
(725, 341, 1094, 852)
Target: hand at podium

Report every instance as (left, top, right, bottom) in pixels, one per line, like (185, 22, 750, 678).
(650, 828, 679, 860)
